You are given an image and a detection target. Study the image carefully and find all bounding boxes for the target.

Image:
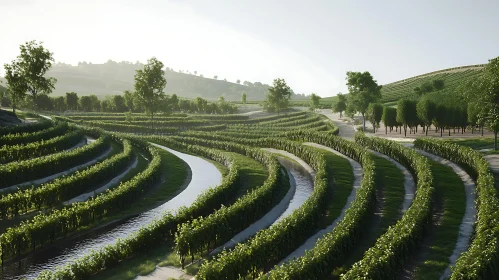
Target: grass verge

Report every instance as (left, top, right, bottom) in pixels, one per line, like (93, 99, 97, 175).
(331, 154, 405, 278)
(413, 160, 466, 279)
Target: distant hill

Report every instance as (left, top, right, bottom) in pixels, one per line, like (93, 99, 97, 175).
(379, 64, 485, 103)
(0, 60, 306, 101)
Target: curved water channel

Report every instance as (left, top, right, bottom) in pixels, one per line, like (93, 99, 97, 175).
(0, 144, 222, 280)
(211, 151, 314, 254)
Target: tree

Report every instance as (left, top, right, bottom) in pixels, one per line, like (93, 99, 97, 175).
(214, 75, 218, 80)
(434, 104, 447, 137)
(10, 41, 57, 108)
(382, 106, 397, 134)
(241, 92, 247, 104)
(432, 79, 445, 90)
(133, 57, 167, 125)
(170, 94, 179, 111)
(309, 93, 321, 111)
(3, 62, 27, 114)
(264, 78, 292, 115)
(35, 94, 53, 111)
(218, 96, 225, 104)
(346, 71, 382, 131)
(367, 103, 383, 132)
(53, 96, 66, 112)
(101, 100, 112, 112)
(396, 99, 417, 137)
(89, 95, 101, 111)
(179, 99, 190, 112)
(463, 56, 499, 149)
(236, 79, 241, 84)
(112, 95, 127, 112)
(417, 98, 436, 135)
(65, 92, 79, 111)
(79, 96, 92, 112)
(123, 90, 135, 112)
(332, 93, 347, 118)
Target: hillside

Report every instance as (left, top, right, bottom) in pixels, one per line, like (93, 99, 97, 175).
(0, 61, 279, 101)
(379, 64, 484, 103)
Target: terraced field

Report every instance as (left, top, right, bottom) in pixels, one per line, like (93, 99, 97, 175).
(380, 65, 484, 104)
(0, 111, 496, 280)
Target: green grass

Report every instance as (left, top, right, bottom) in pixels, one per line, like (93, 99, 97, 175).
(92, 150, 269, 280)
(312, 148, 354, 228)
(448, 137, 495, 149)
(331, 155, 405, 278)
(414, 160, 466, 279)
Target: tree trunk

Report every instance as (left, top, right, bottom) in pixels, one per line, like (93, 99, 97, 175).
(362, 113, 366, 132)
(449, 128, 451, 136)
(495, 131, 498, 151)
(482, 125, 484, 136)
(373, 121, 376, 133)
(385, 126, 387, 135)
(404, 125, 407, 137)
(440, 127, 443, 137)
(472, 126, 474, 134)
(426, 125, 429, 136)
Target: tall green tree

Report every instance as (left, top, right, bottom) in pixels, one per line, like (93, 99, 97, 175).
(53, 96, 66, 112)
(332, 93, 347, 118)
(264, 78, 292, 115)
(123, 90, 135, 112)
(89, 95, 101, 112)
(3, 62, 27, 114)
(170, 93, 179, 111)
(112, 95, 127, 112)
(65, 92, 79, 111)
(367, 103, 383, 132)
(133, 57, 167, 124)
(396, 99, 417, 137)
(241, 92, 247, 104)
(434, 104, 447, 137)
(462, 56, 499, 149)
(309, 93, 320, 111)
(345, 71, 382, 131)
(381, 106, 397, 134)
(79, 96, 93, 112)
(10, 41, 57, 108)
(416, 98, 436, 135)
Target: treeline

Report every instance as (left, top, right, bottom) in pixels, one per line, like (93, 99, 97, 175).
(380, 97, 475, 137)
(1, 92, 237, 114)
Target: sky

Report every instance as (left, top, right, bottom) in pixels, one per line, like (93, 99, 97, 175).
(1, 0, 498, 97)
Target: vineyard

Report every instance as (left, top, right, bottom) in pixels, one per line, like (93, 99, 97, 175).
(0, 110, 495, 280)
(380, 65, 484, 103)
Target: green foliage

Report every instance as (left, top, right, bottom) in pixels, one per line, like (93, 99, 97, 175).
(414, 138, 499, 279)
(260, 131, 376, 280)
(133, 57, 167, 120)
(0, 134, 162, 261)
(0, 129, 83, 164)
(417, 98, 436, 135)
(332, 93, 347, 117)
(381, 106, 397, 134)
(0, 120, 52, 137)
(346, 71, 382, 130)
(344, 132, 434, 279)
(263, 78, 292, 114)
(241, 92, 247, 104)
(0, 121, 68, 146)
(0, 138, 134, 219)
(309, 93, 321, 111)
(367, 103, 383, 132)
(66, 92, 79, 111)
(396, 99, 417, 136)
(0, 130, 109, 188)
(8, 41, 57, 107)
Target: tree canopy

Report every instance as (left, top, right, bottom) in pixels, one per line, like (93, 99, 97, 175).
(345, 71, 382, 130)
(133, 57, 167, 121)
(263, 78, 292, 114)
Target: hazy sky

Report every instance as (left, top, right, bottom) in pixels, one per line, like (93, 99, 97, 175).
(1, 0, 498, 97)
